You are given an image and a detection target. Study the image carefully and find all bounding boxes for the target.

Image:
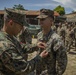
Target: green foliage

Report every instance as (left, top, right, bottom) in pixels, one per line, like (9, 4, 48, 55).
(13, 4, 25, 10)
(54, 5, 65, 15)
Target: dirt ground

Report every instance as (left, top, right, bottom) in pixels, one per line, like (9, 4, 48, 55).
(28, 39, 76, 75)
(63, 48, 76, 75)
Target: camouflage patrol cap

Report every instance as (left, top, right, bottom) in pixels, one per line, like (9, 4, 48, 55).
(4, 8, 29, 26)
(37, 8, 54, 20)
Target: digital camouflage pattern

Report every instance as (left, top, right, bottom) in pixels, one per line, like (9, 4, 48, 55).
(4, 8, 29, 27)
(0, 31, 43, 75)
(37, 8, 54, 20)
(17, 28, 32, 61)
(37, 29, 67, 75)
(73, 26, 76, 50)
(18, 28, 32, 44)
(65, 26, 74, 51)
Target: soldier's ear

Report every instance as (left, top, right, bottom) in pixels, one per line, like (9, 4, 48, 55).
(9, 20, 13, 25)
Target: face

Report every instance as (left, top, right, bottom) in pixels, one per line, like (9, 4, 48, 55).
(39, 17, 53, 29)
(8, 20, 24, 36)
(13, 22, 23, 36)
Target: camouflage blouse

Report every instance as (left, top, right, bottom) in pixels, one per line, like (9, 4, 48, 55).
(0, 31, 42, 75)
(37, 29, 67, 75)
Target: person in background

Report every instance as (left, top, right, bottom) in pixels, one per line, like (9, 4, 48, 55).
(36, 8, 67, 75)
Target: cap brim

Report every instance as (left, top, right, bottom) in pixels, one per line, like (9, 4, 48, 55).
(15, 20, 29, 27)
(37, 14, 48, 19)
(22, 21, 29, 27)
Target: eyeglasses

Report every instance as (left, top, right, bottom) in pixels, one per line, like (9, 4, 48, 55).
(13, 21, 22, 26)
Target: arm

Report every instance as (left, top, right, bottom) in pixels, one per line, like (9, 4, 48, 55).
(22, 41, 46, 53)
(22, 43, 38, 53)
(0, 43, 43, 75)
(53, 39, 67, 75)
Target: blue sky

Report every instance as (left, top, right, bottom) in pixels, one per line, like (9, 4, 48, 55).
(0, 0, 76, 14)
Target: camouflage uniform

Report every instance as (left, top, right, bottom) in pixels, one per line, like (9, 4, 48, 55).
(51, 25, 56, 32)
(18, 27, 32, 44)
(57, 26, 62, 36)
(65, 26, 74, 51)
(57, 25, 66, 44)
(0, 31, 43, 75)
(0, 8, 44, 75)
(37, 29, 67, 75)
(17, 27, 32, 61)
(73, 26, 76, 50)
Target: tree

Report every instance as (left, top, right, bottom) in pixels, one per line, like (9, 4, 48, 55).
(54, 5, 65, 15)
(13, 4, 25, 10)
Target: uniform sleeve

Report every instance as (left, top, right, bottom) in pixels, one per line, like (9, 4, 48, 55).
(0, 42, 42, 75)
(53, 38, 67, 75)
(22, 43, 38, 53)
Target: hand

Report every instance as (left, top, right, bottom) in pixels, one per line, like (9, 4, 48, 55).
(40, 50, 48, 58)
(37, 42, 46, 49)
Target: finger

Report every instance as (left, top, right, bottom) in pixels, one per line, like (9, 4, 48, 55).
(39, 46, 45, 49)
(44, 50, 48, 54)
(40, 42, 46, 46)
(45, 52, 48, 55)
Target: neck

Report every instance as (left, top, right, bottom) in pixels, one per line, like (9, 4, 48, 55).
(2, 25, 13, 37)
(42, 27, 51, 35)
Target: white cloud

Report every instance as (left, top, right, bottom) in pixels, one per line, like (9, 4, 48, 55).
(53, 0, 71, 4)
(53, 0, 76, 11)
(23, 0, 76, 13)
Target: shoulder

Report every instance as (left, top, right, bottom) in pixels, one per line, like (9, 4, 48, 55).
(37, 31, 43, 37)
(0, 40, 13, 56)
(0, 31, 11, 42)
(51, 32, 61, 40)
(37, 31, 43, 41)
(0, 31, 6, 39)
(52, 33, 65, 51)
(51, 32, 64, 46)
(0, 32, 15, 55)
